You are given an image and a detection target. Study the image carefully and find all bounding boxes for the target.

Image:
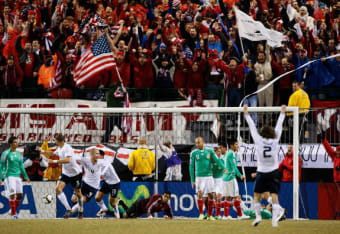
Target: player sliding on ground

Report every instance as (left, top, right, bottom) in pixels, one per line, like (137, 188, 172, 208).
(37, 134, 83, 218)
(190, 137, 227, 220)
(244, 105, 286, 227)
(0, 136, 30, 219)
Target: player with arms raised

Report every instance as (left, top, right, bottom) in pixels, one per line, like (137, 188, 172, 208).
(190, 137, 227, 220)
(0, 136, 30, 219)
(244, 105, 286, 227)
(37, 134, 82, 218)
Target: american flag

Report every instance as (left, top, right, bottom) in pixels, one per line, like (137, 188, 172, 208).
(73, 35, 116, 86)
(50, 58, 62, 89)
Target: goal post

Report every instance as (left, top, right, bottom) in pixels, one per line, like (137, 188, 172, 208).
(0, 106, 300, 219)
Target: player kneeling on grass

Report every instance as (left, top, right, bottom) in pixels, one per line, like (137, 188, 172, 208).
(190, 137, 227, 220)
(37, 134, 82, 219)
(212, 146, 225, 219)
(0, 136, 30, 219)
(244, 105, 286, 227)
(118, 191, 172, 219)
(221, 139, 249, 220)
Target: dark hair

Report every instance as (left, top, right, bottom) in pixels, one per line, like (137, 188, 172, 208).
(8, 136, 17, 145)
(213, 146, 220, 152)
(99, 150, 105, 156)
(260, 126, 276, 139)
(164, 191, 171, 196)
(292, 80, 300, 85)
(55, 134, 65, 142)
(163, 141, 172, 149)
(227, 138, 238, 148)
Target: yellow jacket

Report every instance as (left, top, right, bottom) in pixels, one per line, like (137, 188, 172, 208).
(41, 141, 62, 181)
(128, 148, 155, 175)
(287, 89, 311, 115)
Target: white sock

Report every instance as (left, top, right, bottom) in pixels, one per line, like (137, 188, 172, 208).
(57, 193, 71, 210)
(115, 202, 120, 218)
(96, 200, 107, 211)
(254, 202, 262, 220)
(272, 203, 281, 220)
(79, 197, 84, 212)
(267, 196, 272, 204)
(71, 203, 79, 213)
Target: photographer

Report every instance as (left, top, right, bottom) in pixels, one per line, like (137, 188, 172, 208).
(23, 144, 48, 181)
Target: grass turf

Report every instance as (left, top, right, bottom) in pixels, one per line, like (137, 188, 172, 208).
(0, 219, 339, 234)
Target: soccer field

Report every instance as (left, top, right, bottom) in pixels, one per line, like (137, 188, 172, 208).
(0, 219, 339, 234)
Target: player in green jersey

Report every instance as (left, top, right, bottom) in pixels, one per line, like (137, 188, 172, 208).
(189, 137, 227, 221)
(212, 146, 224, 219)
(0, 136, 30, 219)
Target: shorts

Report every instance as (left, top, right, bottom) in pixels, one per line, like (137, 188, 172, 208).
(99, 182, 120, 198)
(195, 176, 214, 197)
(254, 170, 280, 194)
(214, 178, 224, 195)
(81, 182, 97, 200)
(4, 177, 23, 196)
(223, 179, 239, 197)
(59, 173, 82, 189)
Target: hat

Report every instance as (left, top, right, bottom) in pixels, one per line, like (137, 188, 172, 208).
(122, 27, 128, 31)
(8, 54, 14, 60)
(230, 56, 240, 63)
(116, 51, 125, 57)
(28, 10, 36, 15)
(160, 43, 167, 48)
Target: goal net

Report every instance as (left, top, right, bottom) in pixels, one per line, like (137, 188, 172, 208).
(0, 107, 301, 219)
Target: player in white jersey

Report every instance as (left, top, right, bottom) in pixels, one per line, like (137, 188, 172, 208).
(67, 148, 107, 218)
(95, 149, 121, 218)
(37, 134, 82, 219)
(244, 105, 286, 227)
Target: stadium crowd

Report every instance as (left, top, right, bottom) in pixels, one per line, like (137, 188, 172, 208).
(0, 0, 339, 105)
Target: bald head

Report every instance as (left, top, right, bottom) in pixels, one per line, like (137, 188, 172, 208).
(195, 137, 204, 150)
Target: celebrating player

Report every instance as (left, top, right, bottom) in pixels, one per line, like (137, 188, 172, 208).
(119, 191, 173, 219)
(244, 105, 286, 227)
(0, 136, 30, 219)
(222, 138, 249, 220)
(37, 134, 82, 218)
(212, 146, 224, 219)
(190, 137, 227, 220)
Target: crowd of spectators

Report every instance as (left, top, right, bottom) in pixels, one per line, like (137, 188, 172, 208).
(0, 0, 339, 105)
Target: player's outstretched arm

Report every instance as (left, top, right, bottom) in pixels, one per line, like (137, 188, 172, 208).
(20, 155, 30, 182)
(189, 152, 196, 187)
(48, 156, 72, 164)
(243, 105, 261, 142)
(36, 146, 55, 157)
(322, 139, 336, 161)
(274, 105, 286, 139)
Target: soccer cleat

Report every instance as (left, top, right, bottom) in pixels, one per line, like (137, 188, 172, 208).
(63, 210, 73, 219)
(214, 216, 222, 220)
(78, 211, 83, 219)
(198, 214, 205, 220)
(237, 214, 250, 220)
(279, 209, 287, 222)
(222, 216, 236, 220)
(207, 216, 216, 221)
(252, 218, 262, 227)
(272, 219, 278, 228)
(96, 210, 107, 219)
(275, 208, 285, 223)
(11, 215, 19, 219)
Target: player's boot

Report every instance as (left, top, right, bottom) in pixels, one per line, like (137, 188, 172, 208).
(214, 215, 222, 220)
(63, 210, 73, 219)
(252, 218, 262, 227)
(11, 214, 19, 219)
(237, 214, 250, 220)
(222, 216, 235, 220)
(276, 208, 285, 223)
(78, 211, 84, 219)
(96, 210, 107, 219)
(207, 216, 216, 221)
(198, 214, 205, 220)
(272, 219, 278, 227)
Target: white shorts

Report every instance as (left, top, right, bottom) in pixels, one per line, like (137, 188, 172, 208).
(195, 176, 214, 197)
(4, 176, 23, 196)
(223, 179, 239, 197)
(214, 178, 224, 195)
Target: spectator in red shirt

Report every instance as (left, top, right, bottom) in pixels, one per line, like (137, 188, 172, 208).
(130, 50, 154, 88)
(2, 54, 23, 98)
(322, 139, 340, 182)
(278, 145, 302, 182)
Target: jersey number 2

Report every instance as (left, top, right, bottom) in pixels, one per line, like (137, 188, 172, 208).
(263, 146, 272, 158)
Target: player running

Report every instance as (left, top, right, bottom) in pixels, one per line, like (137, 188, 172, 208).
(212, 146, 224, 219)
(244, 105, 286, 227)
(37, 134, 82, 218)
(222, 138, 249, 220)
(119, 191, 173, 219)
(190, 137, 227, 220)
(0, 136, 30, 219)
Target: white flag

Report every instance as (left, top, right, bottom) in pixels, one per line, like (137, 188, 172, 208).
(234, 8, 285, 48)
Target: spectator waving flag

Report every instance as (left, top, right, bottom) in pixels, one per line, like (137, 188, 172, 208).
(74, 35, 116, 86)
(50, 54, 63, 90)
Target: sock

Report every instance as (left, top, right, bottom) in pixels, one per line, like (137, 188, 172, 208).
(96, 200, 108, 211)
(207, 199, 214, 217)
(234, 200, 243, 217)
(115, 202, 120, 218)
(216, 202, 221, 217)
(272, 203, 280, 221)
(9, 199, 16, 216)
(78, 197, 84, 212)
(224, 201, 231, 217)
(57, 193, 71, 210)
(197, 199, 204, 215)
(267, 196, 273, 204)
(15, 199, 21, 214)
(254, 202, 262, 220)
(71, 203, 79, 213)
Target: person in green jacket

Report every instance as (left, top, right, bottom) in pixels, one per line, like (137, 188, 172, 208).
(0, 136, 30, 219)
(222, 138, 249, 220)
(189, 137, 227, 221)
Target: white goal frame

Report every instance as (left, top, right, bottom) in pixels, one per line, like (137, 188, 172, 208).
(0, 106, 300, 219)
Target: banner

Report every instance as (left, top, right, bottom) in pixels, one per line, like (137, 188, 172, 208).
(234, 8, 285, 47)
(0, 182, 56, 219)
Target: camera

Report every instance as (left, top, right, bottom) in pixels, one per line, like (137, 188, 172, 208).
(24, 144, 40, 161)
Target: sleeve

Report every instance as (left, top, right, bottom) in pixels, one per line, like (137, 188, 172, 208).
(64, 145, 73, 158)
(164, 203, 173, 218)
(227, 154, 242, 178)
(0, 151, 6, 180)
(322, 139, 336, 161)
(20, 155, 29, 180)
(274, 113, 285, 140)
(128, 151, 135, 171)
(15, 36, 24, 55)
(245, 114, 261, 144)
(288, 92, 297, 107)
(211, 150, 226, 169)
(146, 195, 160, 213)
(150, 151, 155, 172)
(189, 151, 195, 183)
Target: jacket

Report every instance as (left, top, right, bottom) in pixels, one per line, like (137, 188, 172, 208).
(128, 147, 155, 175)
(322, 139, 340, 182)
(278, 153, 302, 182)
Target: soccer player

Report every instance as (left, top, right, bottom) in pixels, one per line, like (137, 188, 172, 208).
(222, 138, 249, 220)
(0, 136, 30, 219)
(212, 146, 224, 219)
(37, 134, 82, 218)
(189, 137, 227, 220)
(244, 105, 286, 227)
(68, 148, 107, 218)
(119, 191, 173, 219)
